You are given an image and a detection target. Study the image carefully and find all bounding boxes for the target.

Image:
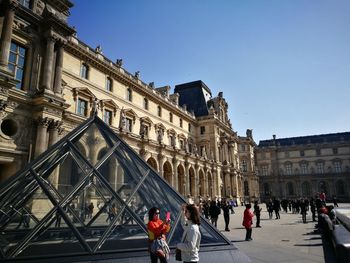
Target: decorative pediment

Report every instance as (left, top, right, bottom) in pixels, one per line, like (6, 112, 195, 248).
(154, 123, 166, 131)
(124, 108, 137, 123)
(101, 99, 119, 116)
(140, 116, 153, 126)
(72, 87, 96, 102)
(167, 128, 177, 136)
(177, 133, 186, 140)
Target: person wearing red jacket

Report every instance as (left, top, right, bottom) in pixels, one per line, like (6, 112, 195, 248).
(242, 203, 254, 241)
(147, 207, 170, 263)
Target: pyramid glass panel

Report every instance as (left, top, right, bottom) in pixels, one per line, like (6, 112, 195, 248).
(0, 116, 234, 262)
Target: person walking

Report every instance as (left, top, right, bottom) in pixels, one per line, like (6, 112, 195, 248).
(176, 204, 201, 263)
(242, 203, 254, 241)
(253, 201, 262, 227)
(147, 207, 171, 263)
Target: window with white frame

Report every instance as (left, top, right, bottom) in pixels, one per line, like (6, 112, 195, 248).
(126, 88, 132, 102)
(103, 109, 112, 125)
(241, 160, 248, 172)
(8, 42, 26, 90)
(300, 163, 308, 175)
(106, 77, 112, 91)
(334, 161, 342, 173)
(19, 0, 31, 8)
(285, 163, 292, 175)
(143, 98, 148, 110)
(80, 63, 89, 79)
(261, 165, 268, 176)
(77, 98, 88, 116)
(316, 162, 324, 174)
(125, 118, 132, 132)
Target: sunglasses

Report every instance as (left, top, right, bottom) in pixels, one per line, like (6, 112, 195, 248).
(155, 212, 160, 215)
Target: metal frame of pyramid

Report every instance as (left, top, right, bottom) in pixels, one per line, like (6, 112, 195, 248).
(0, 115, 242, 262)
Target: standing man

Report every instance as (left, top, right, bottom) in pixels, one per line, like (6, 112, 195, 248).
(222, 199, 231, 231)
(254, 201, 262, 227)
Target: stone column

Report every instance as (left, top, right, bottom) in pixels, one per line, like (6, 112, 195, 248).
(34, 117, 51, 158)
(0, 0, 17, 68)
(48, 120, 62, 146)
(158, 153, 164, 177)
(41, 36, 55, 92)
(184, 161, 190, 196)
(53, 42, 64, 94)
(194, 164, 199, 198)
(172, 157, 179, 191)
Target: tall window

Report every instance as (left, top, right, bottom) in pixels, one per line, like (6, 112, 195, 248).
(200, 126, 205, 134)
(300, 163, 308, 175)
(334, 161, 342, 173)
(19, 0, 31, 8)
(316, 162, 324, 174)
(80, 63, 89, 79)
(103, 110, 112, 125)
(333, 148, 338, 154)
(261, 165, 268, 176)
(241, 160, 247, 172)
(125, 118, 132, 132)
(8, 42, 26, 90)
(188, 123, 192, 132)
(169, 112, 173, 123)
(300, 150, 305, 157)
(285, 163, 292, 175)
(106, 77, 112, 91)
(77, 98, 88, 116)
(316, 148, 321, 156)
(179, 118, 183, 128)
(143, 98, 148, 110)
(157, 106, 162, 117)
(126, 88, 132, 101)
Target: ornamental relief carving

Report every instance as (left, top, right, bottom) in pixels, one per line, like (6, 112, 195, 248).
(42, 107, 63, 117)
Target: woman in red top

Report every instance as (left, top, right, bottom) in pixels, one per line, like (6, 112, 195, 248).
(147, 207, 170, 263)
(242, 203, 254, 241)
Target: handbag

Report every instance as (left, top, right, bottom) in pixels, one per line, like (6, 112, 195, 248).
(151, 237, 170, 260)
(175, 248, 182, 261)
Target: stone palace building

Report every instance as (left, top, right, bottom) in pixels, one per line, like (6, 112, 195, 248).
(256, 133, 350, 202)
(0, 0, 259, 203)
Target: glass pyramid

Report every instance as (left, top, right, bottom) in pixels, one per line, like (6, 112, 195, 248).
(0, 115, 233, 261)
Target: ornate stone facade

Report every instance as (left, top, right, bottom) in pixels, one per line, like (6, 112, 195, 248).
(256, 133, 350, 202)
(0, 0, 258, 202)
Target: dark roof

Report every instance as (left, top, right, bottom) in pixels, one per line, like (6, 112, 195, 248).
(258, 132, 350, 147)
(174, 80, 212, 117)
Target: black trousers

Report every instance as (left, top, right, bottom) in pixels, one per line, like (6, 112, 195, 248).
(245, 228, 252, 240)
(150, 252, 167, 263)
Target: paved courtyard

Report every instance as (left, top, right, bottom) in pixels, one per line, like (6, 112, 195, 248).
(215, 203, 341, 263)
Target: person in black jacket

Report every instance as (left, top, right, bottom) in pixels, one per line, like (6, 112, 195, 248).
(209, 200, 221, 227)
(253, 201, 262, 227)
(221, 199, 231, 231)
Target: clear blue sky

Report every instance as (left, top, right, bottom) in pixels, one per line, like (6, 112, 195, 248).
(69, 0, 350, 143)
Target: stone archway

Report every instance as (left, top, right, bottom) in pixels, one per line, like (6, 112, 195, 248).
(163, 161, 172, 186)
(177, 164, 185, 195)
(198, 169, 205, 197)
(318, 180, 329, 195)
(147, 157, 158, 171)
(286, 182, 295, 196)
(189, 167, 195, 197)
(335, 180, 346, 196)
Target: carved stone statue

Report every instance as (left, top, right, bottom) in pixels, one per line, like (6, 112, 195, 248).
(119, 109, 126, 130)
(95, 45, 102, 54)
(116, 59, 123, 67)
(134, 71, 140, 79)
(92, 98, 99, 116)
(157, 129, 164, 143)
(149, 82, 155, 88)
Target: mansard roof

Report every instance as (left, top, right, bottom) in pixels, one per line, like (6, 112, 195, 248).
(174, 80, 212, 117)
(258, 132, 350, 147)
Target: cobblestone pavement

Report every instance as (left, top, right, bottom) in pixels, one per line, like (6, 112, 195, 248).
(214, 203, 340, 263)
